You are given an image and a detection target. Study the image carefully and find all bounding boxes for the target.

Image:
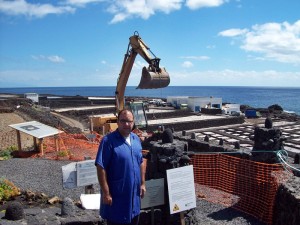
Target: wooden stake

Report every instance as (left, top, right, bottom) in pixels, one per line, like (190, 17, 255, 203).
(39, 138, 44, 155)
(55, 135, 59, 152)
(33, 137, 38, 151)
(16, 130, 22, 151)
(180, 211, 185, 225)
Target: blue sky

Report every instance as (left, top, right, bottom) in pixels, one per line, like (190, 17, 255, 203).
(0, 0, 299, 87)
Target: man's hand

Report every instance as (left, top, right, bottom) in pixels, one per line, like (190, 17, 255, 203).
(102, 192, 113, 205)
(140, 183, 146, 199)
(96, 166, 112, 206)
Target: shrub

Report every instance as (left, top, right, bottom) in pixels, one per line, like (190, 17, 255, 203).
(0, 146, 18, 160)
(0, 178, 20, 202)
(57, 150, 68, 157)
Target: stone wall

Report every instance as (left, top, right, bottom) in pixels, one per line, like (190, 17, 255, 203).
(273, 175, 300, 225)
(39, 96, 115, 108)
(147, 116, 245, 132)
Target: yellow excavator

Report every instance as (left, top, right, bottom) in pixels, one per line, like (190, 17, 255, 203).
(90, 31, 170, 134)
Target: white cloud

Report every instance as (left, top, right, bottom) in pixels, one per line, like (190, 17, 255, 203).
(186, 0, 227, 10)
(220, 20, 300, 64)
(133, 60, 147, 69)
(31, 55, 65, 63)
(0, 0, 230, 22)
(0, 0, 75, 18)
(182, 61, 194, 68)
(108, 0, 182, 24)
(64, 0, 103, 7)
(206, 45, 216, 49)
(170, 69, 300, 86)
(181, 56, 210, 60)
(109, 12, 129, 24)
(108, 0, 229, 23)
(218, 28, 248, 37)
(48, 55, 65, 63)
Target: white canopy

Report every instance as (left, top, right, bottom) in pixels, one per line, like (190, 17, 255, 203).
(9, 121, 62, 139)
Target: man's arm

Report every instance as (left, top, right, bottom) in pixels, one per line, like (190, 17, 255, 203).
(140, 160, 146, 198)
(96, 165, 112, 205)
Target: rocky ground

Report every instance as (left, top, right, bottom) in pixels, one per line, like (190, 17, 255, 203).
(1, 95, 299, 224)
(0, 158, 265, 225)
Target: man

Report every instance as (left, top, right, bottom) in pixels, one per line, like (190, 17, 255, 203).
(95, 109, 146, 225)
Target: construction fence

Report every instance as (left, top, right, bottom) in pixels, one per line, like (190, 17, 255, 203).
(191, 153, 287, 225)
(41, 132, 102, 160)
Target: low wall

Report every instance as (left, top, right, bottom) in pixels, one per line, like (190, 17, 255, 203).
(147, 116, 245, 132)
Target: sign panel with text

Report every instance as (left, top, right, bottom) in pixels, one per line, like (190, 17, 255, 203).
(141, 178, 164, 209)
(62, 160, 98, 188)
(76, 160, 98, 187)
(166, 165, 196, 214)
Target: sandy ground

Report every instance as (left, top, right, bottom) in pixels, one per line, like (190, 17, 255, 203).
(50, 111, 85, 131)
(0, 113, 34, 151)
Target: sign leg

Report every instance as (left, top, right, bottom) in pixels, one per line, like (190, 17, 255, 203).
(180, 211, 185, 225)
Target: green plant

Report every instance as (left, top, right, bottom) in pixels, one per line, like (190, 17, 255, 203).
(6, 146, 18, 151)
(0, 146, 17, 160)
(57, 150, 68, 157)
(0, 178, 20, 202)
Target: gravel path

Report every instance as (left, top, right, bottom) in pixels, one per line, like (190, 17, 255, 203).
(0, 158, 100, 201)
(0, 158, 266, 225)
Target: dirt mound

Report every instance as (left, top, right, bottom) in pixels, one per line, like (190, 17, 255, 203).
(0, 113, 33, 150)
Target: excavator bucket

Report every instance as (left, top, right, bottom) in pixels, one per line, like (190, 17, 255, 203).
(137, 67, 170, 89)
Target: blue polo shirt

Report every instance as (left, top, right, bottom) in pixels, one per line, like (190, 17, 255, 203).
(95, 130, 143, 224)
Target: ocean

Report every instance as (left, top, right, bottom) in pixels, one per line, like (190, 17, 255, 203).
(1, 86, 300, 115)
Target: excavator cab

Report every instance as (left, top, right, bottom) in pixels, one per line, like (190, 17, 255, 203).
(127, 101, 148, 129)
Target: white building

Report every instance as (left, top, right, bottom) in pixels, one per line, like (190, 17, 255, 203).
(222, 104, 241, 115)
(166, 96, 189, 109)
(167, 96, 222, 112)
(24, 93, 39, 103)
(188, 97, 222, 112)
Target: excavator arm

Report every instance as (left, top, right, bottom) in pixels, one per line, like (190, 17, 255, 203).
(89, 32, 170, 134)
(115, 31, 170, 111)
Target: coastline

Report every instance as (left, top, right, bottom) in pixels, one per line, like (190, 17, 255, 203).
(1, 85, 300, 115)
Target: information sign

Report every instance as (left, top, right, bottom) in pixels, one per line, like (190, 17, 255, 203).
(76, 160, 98, 187)
(62, 162, 77, 189)
(166, 165, 196, 214)
(141, 178, 164, 209)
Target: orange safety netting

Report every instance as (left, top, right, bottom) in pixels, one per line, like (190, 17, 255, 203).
(191, 154, 287, 225)
(25, 129, 149, 160)
(41, 132, 102, 161)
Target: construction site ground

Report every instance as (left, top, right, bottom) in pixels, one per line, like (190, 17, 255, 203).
(1, 98, 300, 160)
(1, 95, 300, 225)
(56, 104, 300, 158)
